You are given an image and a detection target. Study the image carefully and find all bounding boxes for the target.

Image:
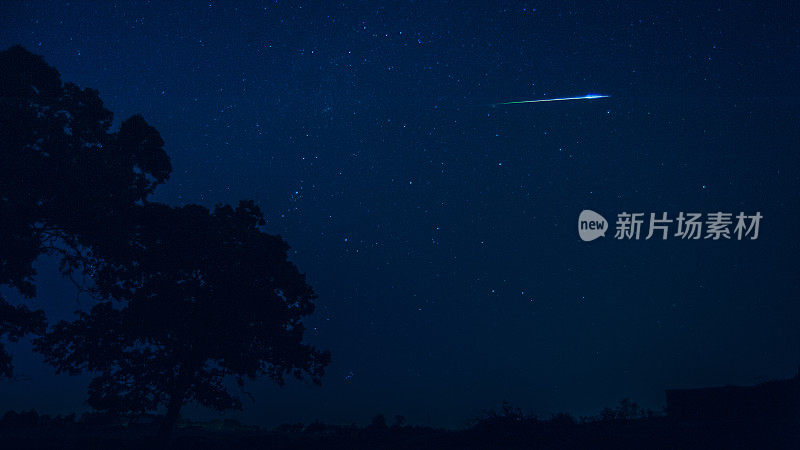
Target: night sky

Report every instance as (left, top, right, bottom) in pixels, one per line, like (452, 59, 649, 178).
(1, 1, 799, 428)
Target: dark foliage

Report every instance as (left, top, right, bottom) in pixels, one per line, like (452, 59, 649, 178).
(598, 398, 652, 422)
(35, 201, 330, 439)
(0, 45, 171, 376)
(0, 299, 44, 377)
(1, 46, 328, 443)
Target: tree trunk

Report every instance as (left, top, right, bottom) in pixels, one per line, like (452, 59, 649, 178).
(157, 391, 184, 445)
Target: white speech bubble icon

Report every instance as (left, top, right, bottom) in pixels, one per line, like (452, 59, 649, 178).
(578, 210, 607, 242)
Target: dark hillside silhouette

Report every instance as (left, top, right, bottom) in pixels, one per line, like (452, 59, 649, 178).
(666, 367, 800, 422)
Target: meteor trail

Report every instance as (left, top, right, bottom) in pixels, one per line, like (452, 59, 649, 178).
(493, 94, 610, 106)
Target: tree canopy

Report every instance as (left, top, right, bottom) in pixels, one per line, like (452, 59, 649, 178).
(36, 201, 330, 437)
(2, 46, 329, 441)
(0, 45, 171, 376)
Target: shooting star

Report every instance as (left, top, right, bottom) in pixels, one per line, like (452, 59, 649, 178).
(492, 94, 610, 106)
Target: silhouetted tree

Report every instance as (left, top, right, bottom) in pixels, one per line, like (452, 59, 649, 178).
(36, 201, 330, 441)
(368, 414, 388, 430)
(392, 414, 407, 428)
(0, 410, 40, 428)
(0, 45, 171, 375)
(599, 398, 646, 422)
(304, 420, 327, 434)
(0, 301, 44, 377)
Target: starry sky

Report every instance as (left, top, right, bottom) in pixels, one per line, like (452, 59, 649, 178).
(1, 1, 799, 428)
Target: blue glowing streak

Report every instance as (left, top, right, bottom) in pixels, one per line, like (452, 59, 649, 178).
(494, 94, 610, 105)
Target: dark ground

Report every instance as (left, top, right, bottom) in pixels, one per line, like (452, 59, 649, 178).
(0, 416, 798, 449)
